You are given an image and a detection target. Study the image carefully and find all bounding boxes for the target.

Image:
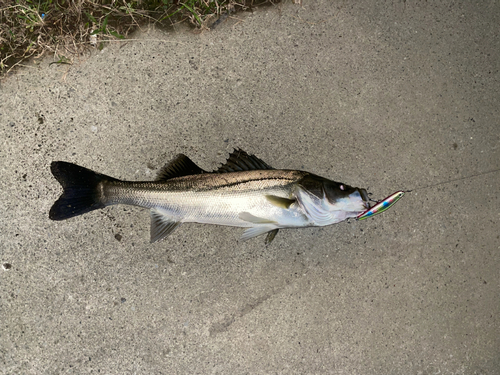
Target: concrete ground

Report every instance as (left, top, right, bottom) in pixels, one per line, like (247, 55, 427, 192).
(1, 1, 499, 373)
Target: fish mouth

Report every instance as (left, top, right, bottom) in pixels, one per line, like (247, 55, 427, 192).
(358, 188, 370, 209)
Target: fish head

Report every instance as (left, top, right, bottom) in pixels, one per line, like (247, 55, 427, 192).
(296, 174, 370, 226)
(323, 180, 370, 211)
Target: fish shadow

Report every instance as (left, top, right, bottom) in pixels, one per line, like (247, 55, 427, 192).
(209, 294, 272, 337)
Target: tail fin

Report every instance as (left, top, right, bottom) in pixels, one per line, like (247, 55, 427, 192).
(49, 161, 117, 220)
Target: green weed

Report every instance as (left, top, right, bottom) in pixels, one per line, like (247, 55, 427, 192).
(0, 0, 275, 77)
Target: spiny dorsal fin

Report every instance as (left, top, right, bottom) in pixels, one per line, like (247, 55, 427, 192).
(156, 154, 206, 181)
(216, 149, 273, 173)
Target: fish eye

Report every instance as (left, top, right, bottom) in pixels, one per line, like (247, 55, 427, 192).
(340, 184, 345, 191)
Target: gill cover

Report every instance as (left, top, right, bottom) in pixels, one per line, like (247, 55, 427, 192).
(294, 174, 368, 226)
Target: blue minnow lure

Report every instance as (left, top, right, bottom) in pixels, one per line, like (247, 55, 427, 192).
(356, 191, 405, 220)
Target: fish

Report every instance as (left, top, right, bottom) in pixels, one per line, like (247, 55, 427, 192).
(49, 149, 370, 244)
(356, 191, 405, 220)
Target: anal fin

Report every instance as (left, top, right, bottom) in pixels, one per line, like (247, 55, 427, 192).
(150, 209, 181, 243)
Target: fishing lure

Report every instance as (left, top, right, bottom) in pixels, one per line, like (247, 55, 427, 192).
(354, 167, 500, 221)
(356, 191, 405, 220)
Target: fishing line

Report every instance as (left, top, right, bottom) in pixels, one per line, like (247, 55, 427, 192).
(364, 167, 500, 199)
(358, 167, 500, 220)
(405, 167, 500, 193)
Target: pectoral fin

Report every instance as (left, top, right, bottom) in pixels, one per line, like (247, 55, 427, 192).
(150, 209, 181, 243)
(265, 195, 295, 209)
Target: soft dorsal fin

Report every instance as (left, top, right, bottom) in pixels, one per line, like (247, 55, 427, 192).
(215, 149, 273, 173)
(156, 154, 206, 181)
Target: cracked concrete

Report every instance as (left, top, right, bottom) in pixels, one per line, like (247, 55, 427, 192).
(1, 0, 499, 373)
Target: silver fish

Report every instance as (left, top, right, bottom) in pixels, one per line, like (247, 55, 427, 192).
(49, 149, 370, 244)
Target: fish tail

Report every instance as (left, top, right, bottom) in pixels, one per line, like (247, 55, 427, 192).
(49, 161, 116, 220)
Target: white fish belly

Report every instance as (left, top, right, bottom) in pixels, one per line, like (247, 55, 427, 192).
(151, 189, 310, 229)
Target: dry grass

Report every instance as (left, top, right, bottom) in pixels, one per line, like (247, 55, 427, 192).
(0, 0, 276, 77)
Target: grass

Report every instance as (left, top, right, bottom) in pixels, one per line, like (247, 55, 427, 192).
(0, 0, 275, 77)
